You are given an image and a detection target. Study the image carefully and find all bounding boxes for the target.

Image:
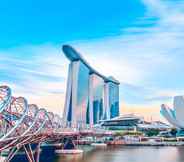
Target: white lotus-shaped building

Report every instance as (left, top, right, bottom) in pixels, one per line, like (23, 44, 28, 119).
(161, 96, 184, 129)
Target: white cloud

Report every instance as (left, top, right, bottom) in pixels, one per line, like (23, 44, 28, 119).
(0, 44, 68, 115)
(1, 0, 184, 120)
(68, 0, 184, 115)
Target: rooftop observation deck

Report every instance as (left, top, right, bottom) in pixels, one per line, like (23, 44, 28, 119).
(62, 45, 120, 85)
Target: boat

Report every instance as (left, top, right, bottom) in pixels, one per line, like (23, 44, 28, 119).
(55, 149, 83, 154)
(55, 138, 83, 155)
(91, 142, 107, 147)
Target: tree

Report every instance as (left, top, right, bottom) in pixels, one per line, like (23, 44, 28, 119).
(146, 129, 160, 137)
(170, 128, 177, 136)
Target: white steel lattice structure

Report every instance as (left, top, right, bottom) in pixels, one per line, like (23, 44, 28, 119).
(0, 85, 63, 162)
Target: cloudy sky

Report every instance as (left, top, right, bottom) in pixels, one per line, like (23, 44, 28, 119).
(0, 0, 184, 121)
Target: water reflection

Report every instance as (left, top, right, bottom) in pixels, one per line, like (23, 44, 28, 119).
(55, 146, 184, 162)
(2, 146, 184, 162)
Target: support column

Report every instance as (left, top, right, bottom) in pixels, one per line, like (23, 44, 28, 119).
(63, 63, 73, 127)
(71, 61, 80, 128)
(89, 74, 94, 126)
(104, 83, 110, 120)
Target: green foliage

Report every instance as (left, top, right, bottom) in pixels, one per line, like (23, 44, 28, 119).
(114, 131, 143, 137)
(145, 129, 160, 137)
(170, 128, 177, 136)
(163, 138, 177, 142)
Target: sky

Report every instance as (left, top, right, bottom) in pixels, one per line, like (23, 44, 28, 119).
(0, 0, 184, 121)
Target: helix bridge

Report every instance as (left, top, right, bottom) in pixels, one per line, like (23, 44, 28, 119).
(0, 85, 113, 162)
(0, 85, 74, 162)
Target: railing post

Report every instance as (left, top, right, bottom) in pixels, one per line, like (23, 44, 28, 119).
(35, 143, 41, 162)
(23, 144, 35, 162)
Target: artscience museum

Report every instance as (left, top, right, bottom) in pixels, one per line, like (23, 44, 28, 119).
(161, 96, 184, 129)
(62, 45, 120, 128)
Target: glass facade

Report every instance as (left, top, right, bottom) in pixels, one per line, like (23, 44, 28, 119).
(63, 50, 119, 127)
(76, 61, 90, 127)
(67, 91, 72, 122)
(91, 74, 104, 124)
(108, 82, 119, 118)
(63, 45, 120, 127)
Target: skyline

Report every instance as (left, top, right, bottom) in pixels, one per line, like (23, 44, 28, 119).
(0, 0, 184, 121)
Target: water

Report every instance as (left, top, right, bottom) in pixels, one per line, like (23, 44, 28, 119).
(3, 146, 184, 162)
(54, 146, 184, 162)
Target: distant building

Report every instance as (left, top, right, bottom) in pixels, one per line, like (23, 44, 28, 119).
(101, 114, 171, 131)
(137, 121, 171, 131)
(161, 96, 184, 129)
(101, 114, 143, 130)
(62, 45, 120, 128)
(108, 80, 119, 119)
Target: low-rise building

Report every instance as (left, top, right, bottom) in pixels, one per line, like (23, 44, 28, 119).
(101, 114, 171, 131)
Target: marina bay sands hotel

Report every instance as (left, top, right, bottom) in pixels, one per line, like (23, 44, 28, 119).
(62, 45, 120, 128)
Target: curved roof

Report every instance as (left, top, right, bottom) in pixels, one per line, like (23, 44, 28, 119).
(62, 45, 120, 85)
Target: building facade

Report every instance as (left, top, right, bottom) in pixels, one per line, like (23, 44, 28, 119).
(161, 96, 184, 129)
(101, 114, 170, 131)
(62, 45, 120, 128)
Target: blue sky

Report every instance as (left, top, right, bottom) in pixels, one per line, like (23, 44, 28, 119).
(0, 0, 184, 121)
(0, 0, 144, 48)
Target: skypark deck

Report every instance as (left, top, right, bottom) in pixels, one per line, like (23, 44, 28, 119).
(62, 45, 120, 85)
